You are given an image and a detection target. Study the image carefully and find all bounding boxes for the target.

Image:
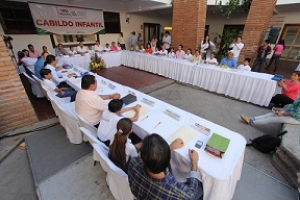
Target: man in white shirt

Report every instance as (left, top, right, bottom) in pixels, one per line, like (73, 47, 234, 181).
(238, 58, 251, 72)
(75, 75, 120, 128)
(230, 36, 244, 61)
(97, 99, 141, 146)
(87, 45, 95, 55)
(18, 51, 37, 74)
(129, 32, 138, 49)
(118, 32, 126, 50)
(76, 42, 88, 55)
(94, 40, 104, 52)
(159, 46, 168, 56)
(162, 31, 171, 52)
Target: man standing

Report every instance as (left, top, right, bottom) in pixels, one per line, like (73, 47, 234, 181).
(34, 52, 48, 79)
(162, 31, 171, 52)
(128, 134, 202, 200)
(55, 44, 68, 56)
(229, 36, 244, 61)
(251, 40, 272, 72)
(28, 44, 41, 58)
(129, 32, 138, 49)
(75, 75, 120, 128)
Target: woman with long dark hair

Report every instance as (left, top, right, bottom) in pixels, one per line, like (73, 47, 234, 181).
(266, 39, 285, 72)
(200, 35, 214, 60)
(109, 118, 141, 174)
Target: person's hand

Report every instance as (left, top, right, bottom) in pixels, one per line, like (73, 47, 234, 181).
(277, 111, 284, 117)
(111, 93, 120, 99)
(60, 91, 65, 95)
(134, 104, 141, 111)
(189, 149, 199, 171)
(170, 138, 184, 150)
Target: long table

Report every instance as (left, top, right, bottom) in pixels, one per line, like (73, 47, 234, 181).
(65, 66, 246, 200)
(121, 51, 277, 107)
(56, 51, 122, 70)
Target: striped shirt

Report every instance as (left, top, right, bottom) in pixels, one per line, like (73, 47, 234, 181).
(128, 157, 199, 200)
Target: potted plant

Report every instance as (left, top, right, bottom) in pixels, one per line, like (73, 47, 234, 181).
(90, 53, 105, 72)
(217, 29, 237, 61)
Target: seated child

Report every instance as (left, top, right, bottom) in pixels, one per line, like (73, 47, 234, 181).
(144, 43, 152, 54)
(238, 58, 251, 71)
(139, 44, 145, 52)
(205, 52, 218, 65)
(184, 48, 193, 61)
(117, 43, 122, 51)
(153, 47, 160, 55)
(168, 47, 176, 58)
(68, 46, 77, 55)
(159, 46, 168, 56)
(97, 99, 142, 147)
(40, 69, 77, 102)
(104, 43, 111, 52)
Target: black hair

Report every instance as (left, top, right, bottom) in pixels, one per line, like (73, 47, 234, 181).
(42, 46, 47, 49)
(81, 75, 96, 89)
(278, 39, 285, 50)
(140, 134, 171, 174)
(44, 54, 56, 67)
(108, 99, 123, 113)
(244, 58, 251, 63)
(202, 35, 210, 44)
(40, 68, 51, 78)
(17, 51, 25, 59)
(210, 52, 216, 56)
(265, 39, 270, 44)
(22, 49, 29, 53)
(179, 44, 183, 49)
(165, 31, 170, 34)
(132, 31, 136, 35)
(294, 71, 300, 77)
(41, 51, 48, 56)
(27, 44, 33, 48)
(237, 36, 242, 40)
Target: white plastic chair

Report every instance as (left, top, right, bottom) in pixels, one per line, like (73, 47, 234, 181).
(23, 72, 45, 98)
(32, 75, 47, 97)
(50, 94, 82, 144)
(74, 110, 98, 141)
(93, 143, 135, 200)
(79, 127, 102, 165)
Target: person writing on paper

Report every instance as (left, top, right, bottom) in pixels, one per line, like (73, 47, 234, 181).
(191, 49, 201, 64)
(238, 58, 251, 72)
(128, 134, 203, 200)
(176, 44, 185, 59)
(205, 52, 218, 65)
(55, 44, 68, 56)
(168, 47, 176, 58)
(241, 98, 300, 125)
(97, 99, 141, 147)
(269, 72, 300, 108)
(40, 69, 77, 102)
(160, 46, 168, 56)
(229, 36, 244, 61)
(75, 75, 120, 128)
(76, 42, 88, 55)
(94, 40, 104, 52)
(220, 51, 237, 68)
(184, 48, 193, 61)
(68, 46, 77, 56)
(110, 41, 118, 51)
(109, 118, 142, 174)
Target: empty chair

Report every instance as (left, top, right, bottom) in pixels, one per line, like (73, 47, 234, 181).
(93, 143, 135, 200)
(23, 72, 45, 98)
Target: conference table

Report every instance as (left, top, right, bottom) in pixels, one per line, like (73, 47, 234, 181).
(121, 51, 277, 107)
(56, 51, 122, 70)
(64, 66, 246, 200)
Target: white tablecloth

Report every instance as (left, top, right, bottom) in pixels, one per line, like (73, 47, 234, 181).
(121, 51, 277, 106)
(64, 66, 246, 200)
(56, 51, 123, 71)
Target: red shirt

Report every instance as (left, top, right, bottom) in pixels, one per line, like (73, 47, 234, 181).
(110, 46, 118, 51)
(144, 48, 152, 54)
(283, 80, 300, 100)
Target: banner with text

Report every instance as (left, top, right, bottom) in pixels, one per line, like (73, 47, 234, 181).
(29, 2, 105, 35)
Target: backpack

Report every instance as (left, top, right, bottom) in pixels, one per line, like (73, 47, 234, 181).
(246, 131, 288, 153)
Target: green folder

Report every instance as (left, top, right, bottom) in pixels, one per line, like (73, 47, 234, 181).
(205, 133, 230, 158)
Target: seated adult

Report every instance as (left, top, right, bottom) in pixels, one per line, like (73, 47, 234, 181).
(168, 47, 176, 58)
(175, 44, 185, 59)
(97, 99, 141, 146)
(55, 43, 68, 56)
(18, 51, 37, 74)
(75, 75, 120, 128)
(205, 52, 218, 65)
(144, 43, 152, 54)
(139, 44, 145, 53)
(42, 46, 51, 54)
(184, 48, 193, 61)
(241, 98, 300, 125)
(110, 42, 118, 51)
(28, 44, 41, 58)
(76, 42, 88, 54)
(159, 46, 168, 56)
(87, 45, 95, 55)
(109, 118, 141, 174)
(219, 51, 237, 68)
(270, 72, 300, 108)
(44, 55, 69, 85)
(40, 69, 77, 102)
(128, 134, 203, 200)
(34, 52, 49, 79)
(68, 46, 77, 55)
(191, 49, 202, 64)
(94, 40, 104, 52)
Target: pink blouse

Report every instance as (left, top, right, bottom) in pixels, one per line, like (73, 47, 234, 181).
(283, 80, 300, 100)
(274, 44, 284, 55)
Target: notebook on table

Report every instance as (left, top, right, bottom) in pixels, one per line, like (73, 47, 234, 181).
(205, 133, 230, 158)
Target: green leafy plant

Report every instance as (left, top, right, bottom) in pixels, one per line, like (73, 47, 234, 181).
(217, 29, 237, 61)
(215, 0, 252, 18)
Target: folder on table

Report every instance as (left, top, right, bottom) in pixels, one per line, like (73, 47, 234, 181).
(205, 133, 230, 158)
(121, 94, 137, 106)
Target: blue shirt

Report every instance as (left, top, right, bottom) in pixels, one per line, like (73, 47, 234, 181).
(128, 157, 199, 200)
(34, 57, 45, 79)
(220, 58, 237, 68)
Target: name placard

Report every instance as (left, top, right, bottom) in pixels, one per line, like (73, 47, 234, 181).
(108, 83, 116, 90)
(141, 97, 155, 107)
(164, 109, 181, 121)
(101, 80, 106, 85)
(190, 122, 211, 136)
(128, 90, 136, 96)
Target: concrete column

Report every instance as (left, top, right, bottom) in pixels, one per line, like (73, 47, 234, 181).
(172, 0, 207, 50)
(240, 0, 277, 62)
(0, 35, 38, 134)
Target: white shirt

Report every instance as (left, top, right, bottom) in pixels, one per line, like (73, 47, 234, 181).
(238, 64, 251, 71)
(184, 54, 193, 61)
(117, 47, 122, 51)
(88, 49, 95, 55)
(118, 36, 125, 44)
(43, 79, 58, 95)
(21, 57, 37, 74)
(160, 50, 168, 55)
(94, 45, 104, 52)
(206, 58, 218, 65)
(230, 42, 244, 58)
(168, 52, 175, 58)
(45, 64, 67, 85)
(201, 41, 214, 53)
(97, 109, 122, 142)
(75, 89, 107, 125)
(162, 35, 171, 49)
(69, 50, 77, 55)
(76, 46, 88, 54)
(104, 47, 111, 52)
(125, 139, 137, 161)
